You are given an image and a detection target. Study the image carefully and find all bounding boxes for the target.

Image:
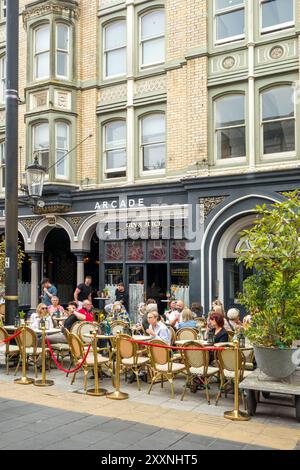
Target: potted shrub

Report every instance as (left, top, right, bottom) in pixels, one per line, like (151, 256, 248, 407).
(237, 191, 300, 379)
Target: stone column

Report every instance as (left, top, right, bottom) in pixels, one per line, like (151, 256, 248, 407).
(74, 253, 86, 286)
(29, 253, 41, 311)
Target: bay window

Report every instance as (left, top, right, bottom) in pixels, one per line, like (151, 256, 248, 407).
(34, 25, 50, 80)
(56, 24, 70, 79)
(33, 122, 50, 169)
(0, 55, 5, 105)
(55, 122, 69, 179)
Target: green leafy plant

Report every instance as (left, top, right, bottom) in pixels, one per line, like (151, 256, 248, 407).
(0, 240, 25, 289)
(19, 311, 26, 319)
(237, 190, 300, 348)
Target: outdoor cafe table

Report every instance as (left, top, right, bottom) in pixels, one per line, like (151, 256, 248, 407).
(4, 325, 61, 335)
(175, 339, 254, 352)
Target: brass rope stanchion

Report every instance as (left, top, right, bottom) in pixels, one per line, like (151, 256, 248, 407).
(87, 330, 107, 396)
(15, 324, 34, 385)
(34, 327, 54, 387)
(224, 340, 250, 422)
(106, 332, 129, 400)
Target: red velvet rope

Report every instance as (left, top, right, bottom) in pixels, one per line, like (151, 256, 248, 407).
(124, 337, 226, 351)
(46, 338, 92, 374)
(0, 330, 22, 345)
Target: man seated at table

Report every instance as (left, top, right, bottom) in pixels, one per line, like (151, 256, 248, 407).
(168, 300, 185, 328)
(146, 310, 171, 344)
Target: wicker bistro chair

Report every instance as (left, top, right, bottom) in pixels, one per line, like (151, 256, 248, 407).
(14, 327, 47, 378)
(166, 325, 176, 346)
(70, 321, 82, 335)
(181, 341, 219, 404)
(68, 333, 112, 391)
(110, 321, 130, 336)
(119, 334, 149, 391)
(176, 328, 199, 341)
(195, 317, 207, 330)
(147, 339, 186, 399)
(215, 347, 252, 406)
(50, 328, 71, 368)
(0, 326, 20, 375)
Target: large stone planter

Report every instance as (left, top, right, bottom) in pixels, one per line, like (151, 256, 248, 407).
(253, 345, 298, 379)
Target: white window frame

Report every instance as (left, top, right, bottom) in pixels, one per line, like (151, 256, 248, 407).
(103, 120, 127, 179)
(139, 9, 165, 70)
(0, 55, 6, 105)
(260, 85, 296, 160)
(260, 0, 295, 35)
(214, 94, 246, 163)
(55, 23, 70, 80)
(214, 0, 245, 45)
(103, 21, 127, 80)
(55, 121, 69, 180)
(0, 0, 6, 21)
(140, 113, 166, 175)
(34, 24, 50, 81)
(0, 140, 5, 190)
(32, 122, 50, 175)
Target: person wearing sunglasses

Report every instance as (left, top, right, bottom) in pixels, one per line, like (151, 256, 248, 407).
(30, 303, 54, 330)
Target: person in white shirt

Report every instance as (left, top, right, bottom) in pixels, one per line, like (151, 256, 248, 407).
(146, 310, 171, 344)
(169, 300, 185, 328)
(30, 304, 54, 330)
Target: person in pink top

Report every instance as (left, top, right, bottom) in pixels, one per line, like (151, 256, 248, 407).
(47, 296, 65, 317)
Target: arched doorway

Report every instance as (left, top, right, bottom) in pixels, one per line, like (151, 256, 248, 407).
(43, 228, 76, 305)
(217, 215, 255, 314)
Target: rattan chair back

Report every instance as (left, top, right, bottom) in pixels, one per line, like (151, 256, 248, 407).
(183, 341, 207, 369)
(68, 333, 85, 362)
(167, 325, 176, 345)
(195, 317, 207, 329)
(70, 321, 82, 335)
(119, 334, 135, 359)
(78, 322, 100, 344)
(110, 321, 128, 335)
(16, 327, 37, 349)
(218, 348, 245, 372)
(176, 328, 198, 341)
(148, 339, 170, 366)
(0, 326, 8, 350)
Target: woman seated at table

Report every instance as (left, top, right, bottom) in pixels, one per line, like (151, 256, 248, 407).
(47, 296, 65, 317)
(177, 308, 198, 330)
(209, 312, 229, 344)
(30, 303, 54, 330)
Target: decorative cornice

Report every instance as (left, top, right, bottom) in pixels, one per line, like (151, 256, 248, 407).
(32, 202, 72, 215)
(22, 0, 80, 27)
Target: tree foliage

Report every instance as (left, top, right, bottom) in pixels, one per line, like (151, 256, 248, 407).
(0, 240, 25, 289)
(237, 191, 300, 347)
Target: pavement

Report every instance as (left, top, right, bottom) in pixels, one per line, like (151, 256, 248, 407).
(0, 357, 300, 450)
